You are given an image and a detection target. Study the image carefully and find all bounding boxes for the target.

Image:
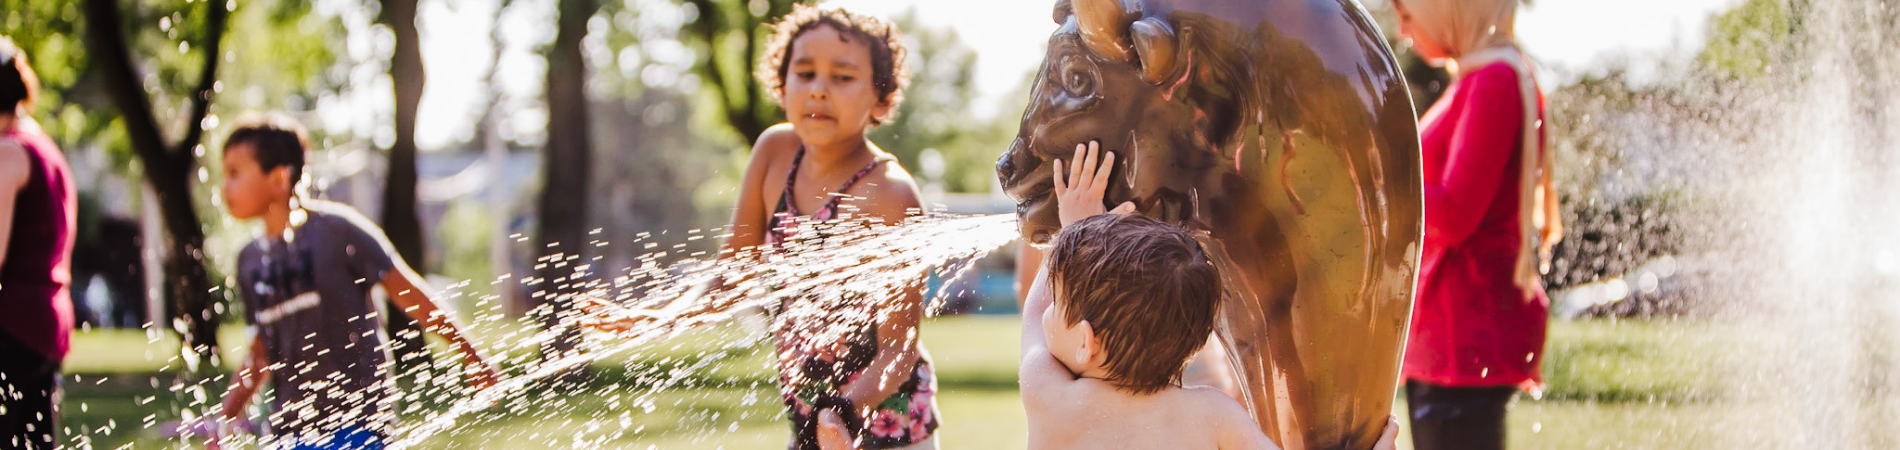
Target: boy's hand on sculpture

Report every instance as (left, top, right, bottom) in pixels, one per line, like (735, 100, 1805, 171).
(1372, 415, 1401, 450)
(1054, 140, 1135, 227)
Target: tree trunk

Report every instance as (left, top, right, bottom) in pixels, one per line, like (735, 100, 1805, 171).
(536, 0, 596, 359)
(379, 0, 430, 373)
(684, 0, 803, 142)
(81, 0, 227, 366)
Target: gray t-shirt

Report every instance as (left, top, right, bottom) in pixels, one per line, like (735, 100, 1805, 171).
(236, 200, 399, 436)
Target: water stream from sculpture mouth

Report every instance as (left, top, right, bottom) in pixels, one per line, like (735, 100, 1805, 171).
(384, 213, 1023, 449)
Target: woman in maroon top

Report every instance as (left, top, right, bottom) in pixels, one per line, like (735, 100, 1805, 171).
(0, 38, 76, 450)
(1392, 1, 1563, 449)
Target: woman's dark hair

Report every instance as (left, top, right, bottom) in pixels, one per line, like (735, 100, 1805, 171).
(756, 5, 909, 125)
(0, 36, 39, 113)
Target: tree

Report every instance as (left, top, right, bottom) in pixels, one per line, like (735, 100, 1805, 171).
(1698, 0, 1802, 81)
(536, 0, 597, 357)
(681, 0, 808, 142)
(81, 0, 227, 364)
(378, 0, 430, 372)
(866, 11, 1018, 193)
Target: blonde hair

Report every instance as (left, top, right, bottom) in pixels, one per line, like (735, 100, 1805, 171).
(1403, 0, 1562, 296)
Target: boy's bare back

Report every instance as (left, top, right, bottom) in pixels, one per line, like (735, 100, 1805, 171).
(1024, 355, 1276, 450)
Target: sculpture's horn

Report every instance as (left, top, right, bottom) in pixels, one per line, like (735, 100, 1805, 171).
(1073, 0, 1136, 62)
(1131, 18, 1177, 85)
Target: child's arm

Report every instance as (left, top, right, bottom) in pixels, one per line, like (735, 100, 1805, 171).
(1018, 257, 1075, 396)
(383, 266, 501, 389)
(720, 123, 799, 260)
(1020, 142, 1131, 405)
(211, 336, 270, 447)
(835, 164, 928, 417)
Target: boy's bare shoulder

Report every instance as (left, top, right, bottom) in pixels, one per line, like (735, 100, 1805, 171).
(1177, 386, 1280, 450)
(300, 199, 376, 231)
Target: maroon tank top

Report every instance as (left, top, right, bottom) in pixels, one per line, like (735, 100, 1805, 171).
(1, 127, 76, 361)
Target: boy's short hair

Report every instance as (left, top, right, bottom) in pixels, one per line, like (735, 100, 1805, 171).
(225, 114, 311, 187)
(756, 4, 909, 125)
(1047, 214, 1224, 395)
(0, 36, 39, 112)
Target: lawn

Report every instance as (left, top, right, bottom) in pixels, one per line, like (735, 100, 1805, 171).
(54, 316, 1745, 449)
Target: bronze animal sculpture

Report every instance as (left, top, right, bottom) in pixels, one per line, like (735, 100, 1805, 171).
(996, 0, 1423, 448)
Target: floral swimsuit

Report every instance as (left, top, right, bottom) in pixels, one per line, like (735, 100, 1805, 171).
(766, 146, 939, 449)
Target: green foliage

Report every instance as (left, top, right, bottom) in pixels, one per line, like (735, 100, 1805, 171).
(4, 0, 343, 278)
(437, 199, 496, 297)
(3, 0, 116, 164)
(56, 316, 1770, 449)
(1698, 0, 1797, 80)
(2, 0, 338, 168)
(867, 11, 1020, 194)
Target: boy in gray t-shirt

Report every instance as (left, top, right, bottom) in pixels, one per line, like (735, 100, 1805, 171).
(209, 115, 499, 449)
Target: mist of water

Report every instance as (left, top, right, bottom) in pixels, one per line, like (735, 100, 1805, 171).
(1542, 0, 1900, 447)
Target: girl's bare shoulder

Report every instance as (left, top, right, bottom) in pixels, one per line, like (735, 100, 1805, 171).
(854, 158, 924, 223)
(752, 123, 803, 164)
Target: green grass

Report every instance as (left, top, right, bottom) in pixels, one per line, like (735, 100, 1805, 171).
(54, 316, 1758, 449)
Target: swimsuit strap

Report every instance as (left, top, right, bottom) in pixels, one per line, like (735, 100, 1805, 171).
(773, 145, 889, 221)
(813, 155, 887, 220)
(773, 145, 810, 218)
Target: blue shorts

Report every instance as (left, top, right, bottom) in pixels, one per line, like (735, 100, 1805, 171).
(282, 426, 386, 450)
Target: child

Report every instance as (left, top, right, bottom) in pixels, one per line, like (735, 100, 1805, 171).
(209, 115, 500, 449)
(587, 6, 936, 449)
(1019, 143, 1400, 449)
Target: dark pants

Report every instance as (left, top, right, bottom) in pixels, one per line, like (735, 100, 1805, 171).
(0, 333, 60, 450)
(1405, 379, 1516, 450)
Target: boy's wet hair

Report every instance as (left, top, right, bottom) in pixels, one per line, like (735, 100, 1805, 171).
(225, 114, 311, 188)
(0, 36, 38, 112)
(1048, 214, 1224, 395)
(756, 4, 909, 125)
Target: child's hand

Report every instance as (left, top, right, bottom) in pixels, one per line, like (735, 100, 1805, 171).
(463, 355, 503, 390)
(578, 296, 666, 334)
(816, 409, 858, 450)
(201, 416, 232, 450)
(1054, 141, 1135, 227)
(1372, 415, 1401, 450)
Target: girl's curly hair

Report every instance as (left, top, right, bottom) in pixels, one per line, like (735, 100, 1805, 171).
(756, 5, 909, 125)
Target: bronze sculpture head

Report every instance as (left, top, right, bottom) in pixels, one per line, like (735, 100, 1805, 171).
(998, 0, 1424, 447)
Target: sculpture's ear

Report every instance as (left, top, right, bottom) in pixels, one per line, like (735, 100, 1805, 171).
(1073, 0, 1137, 62)
(1131, 18, 1177, 85)
(1053, 0, 1074, 24)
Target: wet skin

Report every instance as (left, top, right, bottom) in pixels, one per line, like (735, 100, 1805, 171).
(996, 0, 1424, 448)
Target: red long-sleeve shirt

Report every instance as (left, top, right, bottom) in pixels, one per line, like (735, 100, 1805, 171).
(1402, 62, 1549, 389)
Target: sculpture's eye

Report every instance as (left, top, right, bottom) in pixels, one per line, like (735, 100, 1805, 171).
(1059, 57, 1095, 97)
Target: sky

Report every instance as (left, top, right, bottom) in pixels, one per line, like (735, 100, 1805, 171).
(397, 0, 1745, 151)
